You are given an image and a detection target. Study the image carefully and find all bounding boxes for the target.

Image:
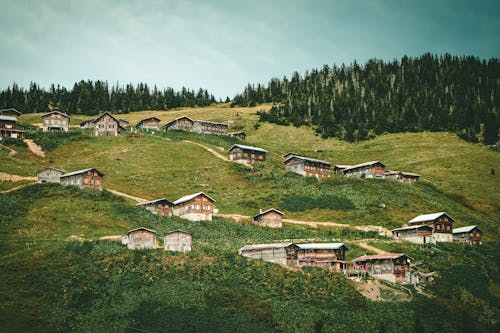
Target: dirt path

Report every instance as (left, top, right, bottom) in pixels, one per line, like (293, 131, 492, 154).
(351, 240, 387, 254)
(23, 139, 45, 157)
(106, 189, 148, 203)
(0, 143, 17, 156)
(0, 172, 37, 181)
(183, 140, 229, 162)
(0, 183, 35, 194)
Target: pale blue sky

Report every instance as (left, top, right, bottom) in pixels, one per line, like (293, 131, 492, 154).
(1, 0, 499, 98)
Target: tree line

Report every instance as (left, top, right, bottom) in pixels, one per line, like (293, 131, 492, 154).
(231, 53, 500, 144)
(0, 81, 217, 116)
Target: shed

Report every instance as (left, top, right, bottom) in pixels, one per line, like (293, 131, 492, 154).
(391, 225, 435, 244)
(239, 243, 299, 266)
(60, 168, 104, 190)
(164, 230, 192, 253)
(36, 167, 65, 183)
(297, 243, 349, 271)
(453, 225, 482, 245)
(408, 212, 454, 242)
(353, 253, 412, 284)
(41, 111, 70, 132)
(172, 192, 216, 221)
(252, 208, 283, 228)
(136, 117, 161, 130)
(123, 227, 157, 249)
(228, 144, 267, 164)
(341, 161, 386, 179)
(284, 155, 331, 179)
(136, 198, 173, 216)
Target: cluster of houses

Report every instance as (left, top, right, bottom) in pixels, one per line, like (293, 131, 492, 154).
(121, 228, 192, 252)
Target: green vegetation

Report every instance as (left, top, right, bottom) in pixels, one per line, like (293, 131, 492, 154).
(26, 130, 91, 151)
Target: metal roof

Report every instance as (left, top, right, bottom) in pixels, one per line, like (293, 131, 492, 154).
(453, 225, 480, 234)
(0, 115, 18, 122)
(353, 253, 411, 262)
(173, 192, 216, 205)
(283, 155, 331, 165)
(36, 167, 65, 174)
(391, 225, 434, 232)
(228, 144, 267, 153)
(253, 208, 284, 218)
(239, 242, 296, 252)
(127, 227, 157, 234)
(0, 108, 21, 115)
(297, 243, 347, 250)
(60, 168, 104, 178)
(162, 115, 195, 128)
(408, 212, 454, 224)
(164, 230, 191, 236)
(334, 165, 352, 169)
(136, 198, 173, 206)
(400, 172, 420, 177)
(42, 111, 71, 119)
(342, 161, 386, 172)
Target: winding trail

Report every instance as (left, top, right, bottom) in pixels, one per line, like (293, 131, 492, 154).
(0, 143, 17, 156)
(23, 139, 45, 157)
(350, 240, 387, 254)
(106, 189, 147, 203)
(0, 172, 37, 182)
(183, 140, 229, 161)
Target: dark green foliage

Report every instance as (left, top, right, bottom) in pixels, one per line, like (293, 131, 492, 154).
(283, 195, 355, 212)
(25, 130, 90, 151)
(233, 54, 500, 144)
(0, 137, 27, 147)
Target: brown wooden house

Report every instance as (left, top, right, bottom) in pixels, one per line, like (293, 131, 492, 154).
(384, 170, 420, 183)
(0, 115, 25, 138)
(36, 167, 65, 183)
(297, 243, 349, 271)
(391, 225, 434, 244)
(408, 212, 454, 242)
(252, 208, 283, 228)
(284, 155, 331, 178)
(453, 225, 482, 245)
(59, 168, 104, 190)
(122, 227, 157, 250)
(172, 192, 215, 221)
(137, 198, 174, 216)
(353, 253, 412, 284)
(239, 243, 300, 266)
(92, 112, 125, 136)
(342, 161, 386, 179)
(41, 111, 70, 132)
(228, 144, 267, 164)
(164, 230, 192, 253)
(136, 117, 161, 130)
(162, 115, 229, 135)
(0, 108, 22, 119)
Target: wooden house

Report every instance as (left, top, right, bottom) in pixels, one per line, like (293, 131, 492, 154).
(391, 225, 435, 244)
(239, 243, 300, 266)
(453, 225, 482, 245)
(172, 192, 215, 221)
(297, 243, 349, 271)
(59, 168, 104, 190)
(334, 165, 352, 175)
(136, 117, 161, 130)
(41, 111, 70, 132)
(228, 144, 267, 164)
(0, 108, 22, 119)
(227, 131, 247, 140)
(136, 198, 174, 216)
(284, 155, 331, 178)
(342, 161, 386, 179)
(118, 118, 129, 129)
(162, 115, 228, 135)
(353, 253, 412, 284)
(408, 212, 454, 242)
(92, 112, 125, 136)
(164, 230, 192, 253)
(0, 115, 25, 138)
(36, 167, 65, 183)
(384, 170, 420, 183)
(122, 227, 157, 250)
(252, 208, 283, 228)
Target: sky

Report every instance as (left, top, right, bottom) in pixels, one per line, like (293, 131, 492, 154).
(0, 0, 499, 99)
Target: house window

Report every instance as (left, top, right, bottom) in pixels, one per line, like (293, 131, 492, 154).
(109, 124, 115, 129)
(98, 124, 104, 128)
(203, 205, 211, 211)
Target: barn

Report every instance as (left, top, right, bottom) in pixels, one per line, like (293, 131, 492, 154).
(172, 192, 216, 221)
(59, 168, 104, 190)
(122, 227, 157, 250)
(297, 243, 349, 271)
(41, 110, 70, 132)
(391, 225, 435, 244)
(239, 243, 300, 266)
(252, 208, 283, 228)
(453, 225, 483, 245)
(36, 167, 65, 183)
(228, 144, 267, 164)
(136, 198, 173, 216)
(408, 212, 454, 242)
(164, 230, 192, 253)
(342, 161, 386, 179)
(353, 253, 412, 284)
(136, 117, 161, 130)
(284, 155, 331, 178)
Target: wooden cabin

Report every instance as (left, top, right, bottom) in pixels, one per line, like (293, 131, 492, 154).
(59, 168, 104, 190)
(408, 212, 454, 242)
(297, 243, 349, 271)
(162, 115, 228, 135)
(284, 155, 331, 178)
(122, 227, 157, 250)
(0, 115, 25, 138)
(118, 118, 129, 129)
(136, 117, 161, 130)
(172, 192, 215, 221)
(0, 108, 22, 119)
(334, 165, 351, 175)
(252, 208, 283, 228)
(136, 198, 173, 216)
(239, 243, 300, 266)
(164, 230, 192, 253)
(36, 167, 65, 183)
(41, 111, 70, 132)
(391, 225, 435, 244)
(384, 170, 420, 183)
(228, 144, 267, 164)
(453, 225, 482, 245)
(342, 161, 386, 179)
(353, 253, 412, 284)
(227, 131, 246, 140)
(92, 112, 125, 136)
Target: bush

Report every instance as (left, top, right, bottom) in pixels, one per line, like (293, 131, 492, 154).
(26, 131, 90, 151)
(0, 137, 27, 147)
(282, 195, 355, 212)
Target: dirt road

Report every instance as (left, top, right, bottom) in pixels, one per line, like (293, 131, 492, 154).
(106, 189, 148, 203)
(183, 140, 229, 162)
(23, 139, 45, 157)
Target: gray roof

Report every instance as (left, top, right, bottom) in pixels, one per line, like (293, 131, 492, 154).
(0, 115, 18, 122)
(342, 161, 386, 172)
(42, 111, 71, 119)
(0, 108, 21, 115)
(283, 155, 331, 166)
(127, 227, 157, 235)
(162, 115, 195, 128)
(453, 225, 481, 234)
(408, 212, 454, 224)
(297, 243, 347, 250)
(239, 242, 296, 252)
(253, 208, 284, 219)
(334, 165, 352, 169)
(392, 225, 434, 232)
(36, 167, 65, 174)
(136, 198, 173, 206)
(60, 168, 104, 178)
(173, 192, 216, 205)
(229, 144, 267, 153)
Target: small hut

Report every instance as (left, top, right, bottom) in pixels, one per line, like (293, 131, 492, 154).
(36, 167, 65, 183)
(252, 208, 283, 228)
(59, 168, 104, 190)
(136, 198, 174, 216)
(228, 144, 267, 164)
(136, 117, 161, 130)
(172, 192, 216, 221)
(453, 225, 482, 245)
(297, 243, 349, 271)
(0, 108, 22, 119)
(122, 227, 157, 249)
(342, 161, 386, 179)
(284, 155, 331, 178)
(164, 230, 192, 253)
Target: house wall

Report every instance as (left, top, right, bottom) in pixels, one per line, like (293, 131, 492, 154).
(144, 202, 173, 216)
(164, 232, 192, 253)
(173, 196, 213, 221)
(192, 121, 228, 135)
(0, 119, 21, 138)
(128, 230, 156, 249)
(400, 175, 419, 183)
(61, 171, 103, 190)
(254, 211, 282, 228)
(357, 258, 411, 284)
(241, 246, 299, 266)
(344, 165, 385, 178)
(0, 120, 16, 130)
(297, 248, 346, 261)
(229, 147, 266, 164)
(285, 159, 305, 175)
(304, 161, 330, 178)
(37, 169, 64, 183)
(453, 231, 482, 245)
(42, 114, 69, 132)
(139, 119, 160, 130)
(60, 174, 83, 188)
(94, 114, 119, 136)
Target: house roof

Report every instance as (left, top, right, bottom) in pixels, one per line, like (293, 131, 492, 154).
(282, 152, 300, 160)
(136, 198, 174, 206)
(400, 172, 421, 177)
(36, 167, 65, 174)
(138, 116, 161, 123)
(228, 144, 267, 153)
(173, 192, 216, 205)
(198, 119, 228, 126)
(60, 168, 104, 178)
(127, 227, 156, 235)
(283, 155, 331, 166)
(297, 243, 348, 250)
(353, 253, 411, 262)
(162, 115, 195, 128)
(342, 161, 386, 173)
(253, 208, 284, 218)
(334, 165, 352, 169)
(228, 131, 246, 135)
(164, 230, 191, 236)
(239, 242, 296, 252)
(391, 225, 434, 232)
(0, 108, 22, 115)
(118, 118, 129, 123)
(453, 225, 481, 234)
(92, 112, 126, 130)
(0, 115, 17, 122)
(80, 118, 95, 125)
(408, 212, 454, 224)
(42, 111, 71, 119)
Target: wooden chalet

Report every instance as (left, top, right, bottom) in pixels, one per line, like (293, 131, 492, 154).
(334, 165, 351, 175)
(122, 227, 157, 250)
(408, 212, 454, 242)
(239, 243, 300, 266)
(136, 198, 173, 216)
(353, 253, 412, 284)
(36, 167, 65, 183)
(92, 112, 125, 136)
(297, 243, 348, 271)
(0, 108, 22, 119)
(0, 115, 25, 138)
(284, 154, 331, 178)
(252, 208, 283, 228)
(453, 225, 482, 245)
(384, 170, 420, 183)
(162, 115, 229, 135)
(136, 117, 161, 130)
(164, 230, 192, 253)
(41, 111, 70, 132)
(227, 131, 247, 140)
(391, 225, 435, 244)
(59, 168, 104, 190)
(172, 192, 215, 221)
(228, 144, 267, 164)
(341, 161, 386, 179)
(118, 118, 129, 129)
